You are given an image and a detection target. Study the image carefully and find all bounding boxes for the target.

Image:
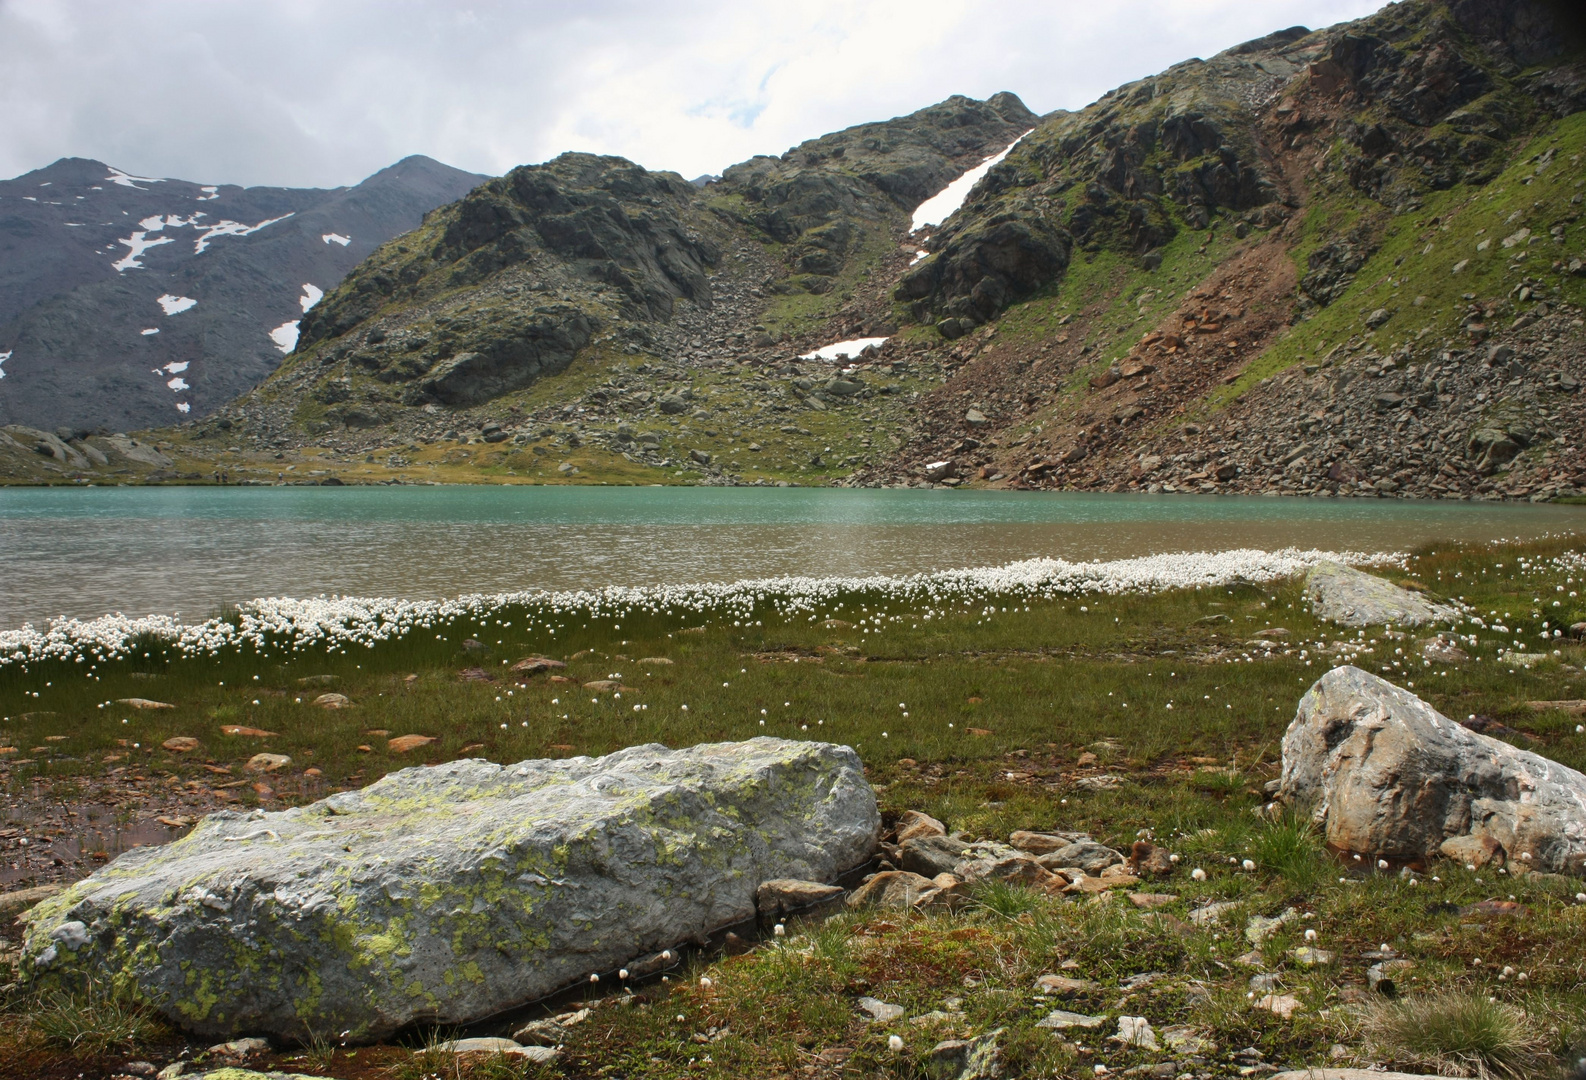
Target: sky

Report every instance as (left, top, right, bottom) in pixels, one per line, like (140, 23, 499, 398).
(0, 0, 1385, 190)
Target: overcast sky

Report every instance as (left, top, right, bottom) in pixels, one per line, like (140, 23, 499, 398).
(1, 0, 1383, 190)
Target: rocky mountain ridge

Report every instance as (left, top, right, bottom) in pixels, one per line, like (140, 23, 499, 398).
(0, 155, 485, 433)
(3, 0, 1584, 499)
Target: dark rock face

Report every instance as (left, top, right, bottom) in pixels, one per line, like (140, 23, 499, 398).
(897, 36, 1295, 328)
(722, 93, 1038, 286)
(416, 307, 596, 408)
(300, 154, 717, 355)
(0, 156, 486, 432)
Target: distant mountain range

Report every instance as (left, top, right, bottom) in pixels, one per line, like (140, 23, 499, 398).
(0, 155, 486, 432)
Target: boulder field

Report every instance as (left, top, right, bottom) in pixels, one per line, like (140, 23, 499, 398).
(20, 737, 879, 1041)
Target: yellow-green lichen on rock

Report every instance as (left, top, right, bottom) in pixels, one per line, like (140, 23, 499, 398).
(19, 738, 877, 1043)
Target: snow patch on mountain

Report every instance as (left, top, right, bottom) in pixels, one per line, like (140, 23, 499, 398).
(322, 232, 351, 246)
(910, 130, 1032, 233)
(269, 321, 301, 353)
(166, 377, 189, 392)
(192, 214, 293, 254)
(197, 186, 219, 201)
(141, 328, 159, 336)
(112, 232, 174, 271)
(162, 362, 189, 374)
(0, 351, 10, 380)
(157, 294, 197, 316)
(106, 167, 163, 190)
(800, 337, 889, 361)
(299, 284, 324, 312)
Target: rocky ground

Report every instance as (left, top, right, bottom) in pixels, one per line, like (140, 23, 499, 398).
(5, 542, 1586, 1077)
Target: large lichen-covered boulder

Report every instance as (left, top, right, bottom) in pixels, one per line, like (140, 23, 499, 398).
(1279, 666, 1586, 872)
(21, 738, 878, 1042)
(1305, 561, 1458, 627)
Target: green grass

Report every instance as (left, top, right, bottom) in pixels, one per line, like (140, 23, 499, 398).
(1363, 991, 1549, 1079)
(7, 538, 1586, 1076)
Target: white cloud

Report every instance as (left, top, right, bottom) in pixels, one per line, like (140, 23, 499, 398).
(0, 0, 1385, 188)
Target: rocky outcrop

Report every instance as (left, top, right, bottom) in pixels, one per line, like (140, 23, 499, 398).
(896, 26, 1302, 329)
(20, 738, 878, 1042)
(1279, 666, 1586, 872)
(721, 93, 1038, 287)
(1305, 561, 1459, 627)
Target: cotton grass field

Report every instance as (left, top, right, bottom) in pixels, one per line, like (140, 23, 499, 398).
(5, 538, 1586, 1078)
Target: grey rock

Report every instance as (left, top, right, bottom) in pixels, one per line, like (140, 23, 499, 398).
(658, 394, 691, 414)
(1008, 830, 1091, 854)
(1187, 900, 1240, 926)
(1280, 666, 1586, 871)
(1111, 1015, 1159, 1050)
(1035, 842, 1123, 875)
(1305, 561, 1458, 627)
(756, 878, 845, 919)
(924, 1029, 1003, 1080)
(858, 996, 906, 1022)
(1244, 907, 1299, 944)
(1035, 1009, 1106, 1029)
(900, 834, 971, 877)
(21, 738, 878, 1041)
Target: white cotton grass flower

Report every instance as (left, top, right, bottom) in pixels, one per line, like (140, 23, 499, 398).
(1241, 859, 1256, 872)
(1191, 868, 1207, 881)
(888, 1035, 904, 1052)
(699, 976, 712, 988)
(773, 923, 786, 937)
(1304, 929, 1317, 942)
(0, 547, 1399, 671)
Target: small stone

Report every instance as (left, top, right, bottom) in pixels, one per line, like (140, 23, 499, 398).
(1036, 1009, 1106, 1030)
(1187, 900, 1240, 926)
(161, 737, 199, 753)
(858, 996, 906, 1023)
(209, 1036, 269, 1057)
(1127, 892, 1178, 909)
(388, 734, 436, 753)
(1245, 908, 1298, 944)
(313, 693, 352, 709)
(244, 753, 291, 774)
(1254, 993, 1302, 1019)
(1111, 1015, 1158, 1050)
(115, 698, 175, 710)
(1034, 973, 1099, 995)
(1009, 829, 1090, 854)
(896, 810, 948, 842)
(510, 656, 568, 674)
(756, 878, 844, 919)
(1129, 840, 1175, 875)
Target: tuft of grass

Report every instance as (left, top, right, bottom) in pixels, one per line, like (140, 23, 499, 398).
(1363, 991, 1549, 1080)
(1249, 813, 1330, 896)
(971, 878, 1044, 921)
(29, 980, 167, 1056)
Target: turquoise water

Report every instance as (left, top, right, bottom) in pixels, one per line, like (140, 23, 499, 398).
(2, 486, 1581, 626)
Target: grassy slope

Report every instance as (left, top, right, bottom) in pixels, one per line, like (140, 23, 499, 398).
(1213, 109, 1586, 410)
(6, 539, 1586, 1075)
